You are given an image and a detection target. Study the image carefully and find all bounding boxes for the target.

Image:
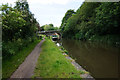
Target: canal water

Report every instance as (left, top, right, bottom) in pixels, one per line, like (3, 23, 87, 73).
(58, 39, 120, 78)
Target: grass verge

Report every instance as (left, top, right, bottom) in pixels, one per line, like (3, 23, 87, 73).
(2, 39, 41, 78)
(33, 38, 82, 78)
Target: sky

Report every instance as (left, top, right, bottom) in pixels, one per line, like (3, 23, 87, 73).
(0, 0, 85, 27)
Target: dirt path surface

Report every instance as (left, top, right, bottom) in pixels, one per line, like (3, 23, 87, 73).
(10, 39, 45, 78)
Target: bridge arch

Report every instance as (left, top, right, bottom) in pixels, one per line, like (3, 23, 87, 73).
(36, 30, 62, 39)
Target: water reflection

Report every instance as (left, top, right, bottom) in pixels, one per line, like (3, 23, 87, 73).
(58, 39, 120, 78)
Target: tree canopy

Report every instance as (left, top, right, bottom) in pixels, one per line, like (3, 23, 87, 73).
(1, 0, 39, 58)
(60, 9, 75, 32)
(61, 2, 120, 45)
(1, 0, 38, 41)
(41, 24, 59, 31)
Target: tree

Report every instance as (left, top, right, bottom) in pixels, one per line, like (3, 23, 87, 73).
(41, 24, 58, 31)
(2, 4, 26, 41)
(60, 9, 75, 31)
(2, 1, 39, 59)
(15, 0, 38, 37)
(49, 24, 54, 27)
(95, 2, 120, 35)
(61, 2, 100, 39)
(60, 2, 120, 45)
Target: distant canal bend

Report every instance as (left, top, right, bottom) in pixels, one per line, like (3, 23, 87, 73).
(58, 39, 120, 78)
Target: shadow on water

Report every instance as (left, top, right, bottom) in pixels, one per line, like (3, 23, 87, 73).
(58, 39, 120, 78)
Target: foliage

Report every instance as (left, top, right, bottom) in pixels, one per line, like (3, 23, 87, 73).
(1, 0, 38, 41)
(95, 2, 120, 35)
(60, 9, 75, 32)
(1, 0, 39, 58)
(2, 38, 41, 78)
(41, 24, 59, 31)
(2, 4, 25, 41)
(61, 2, 120, 46)
(2, 37, 37, 59)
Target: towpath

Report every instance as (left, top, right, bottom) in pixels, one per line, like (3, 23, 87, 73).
(10, 38, 45, 78)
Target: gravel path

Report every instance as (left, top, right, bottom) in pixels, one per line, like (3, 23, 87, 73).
(10, 39, 45, 78)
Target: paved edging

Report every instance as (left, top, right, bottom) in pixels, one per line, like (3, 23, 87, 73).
(56, 43, 94, 79)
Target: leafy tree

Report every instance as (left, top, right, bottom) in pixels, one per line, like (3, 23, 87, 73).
(41, 24, 58, 31)
(14, 0, 37, 38)
(63, 14, 79, 38)
(1, 1, 39, 58)
(49, 24, 54, 27)
(60, 2, 120, 45)
(54, 27, 59, 30)
(62, 2, 100, 39)
(2, 4, 26, 41)
(95, 2, 120, 35)
(60, 9, 75, 31)
(40, 25, 45, 31)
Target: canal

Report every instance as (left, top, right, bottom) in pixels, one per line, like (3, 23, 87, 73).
(58, 39, 120, 78)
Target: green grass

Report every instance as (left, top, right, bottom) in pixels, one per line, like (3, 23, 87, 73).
(2, 39, 41, 78)
(33, 38, 82, 78)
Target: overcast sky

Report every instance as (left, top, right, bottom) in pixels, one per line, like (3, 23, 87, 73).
(0, 0, 84, 27)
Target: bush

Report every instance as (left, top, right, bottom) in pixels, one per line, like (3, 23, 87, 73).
(2, 37, 37, 59)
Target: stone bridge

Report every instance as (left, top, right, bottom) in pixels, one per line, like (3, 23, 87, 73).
(36, 30, 62, 38)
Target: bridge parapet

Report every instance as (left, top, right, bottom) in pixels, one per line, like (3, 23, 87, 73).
(37, 30, 60, 34)
(36, 30, 61, 39)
